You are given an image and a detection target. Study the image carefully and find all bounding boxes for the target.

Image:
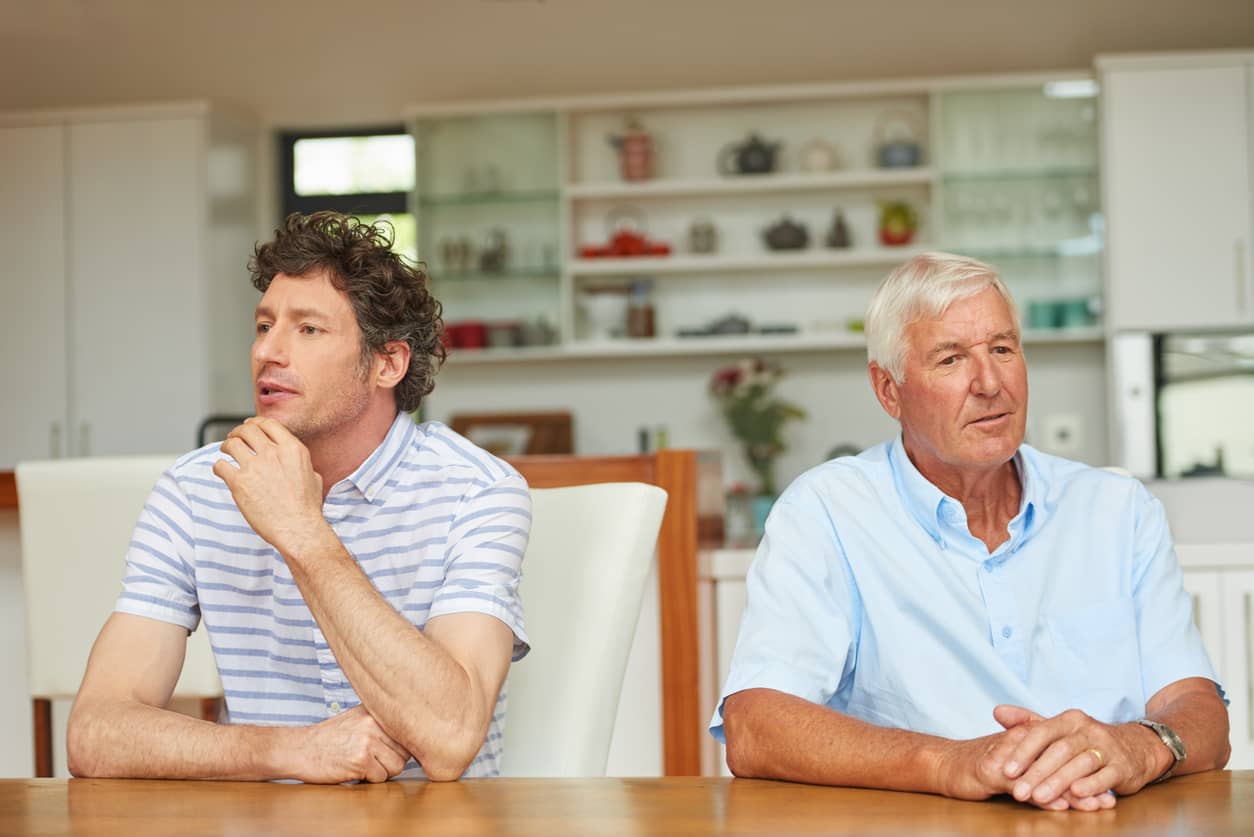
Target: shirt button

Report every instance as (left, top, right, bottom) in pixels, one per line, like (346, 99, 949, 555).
(1001, 626, 1012, 639)
(329, 701, 341, 713)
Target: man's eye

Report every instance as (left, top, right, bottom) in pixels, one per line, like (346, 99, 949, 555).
(301, 325, 319, 335)
(255, 323, 271, 334)
(938, 355, 959, 366)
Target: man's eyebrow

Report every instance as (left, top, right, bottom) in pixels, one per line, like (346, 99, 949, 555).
(925, 330, 1021, 360)
(925, 341, 963, 361)
(254, 305, 330, 321)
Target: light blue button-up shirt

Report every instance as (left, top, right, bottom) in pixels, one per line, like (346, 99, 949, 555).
(711, 437, 1222, 743)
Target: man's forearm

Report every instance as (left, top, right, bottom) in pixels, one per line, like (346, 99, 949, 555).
(67, 697, 291, 780)
(282, 528, 485, 779)
(1145, 684, 1231, 778)
(722, 688, 952, 793)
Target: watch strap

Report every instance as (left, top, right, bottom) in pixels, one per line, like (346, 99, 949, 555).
(1135, 718, 1186, 784)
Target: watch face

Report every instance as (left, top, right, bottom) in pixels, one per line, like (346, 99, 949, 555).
(1140, 719, 1187, 761)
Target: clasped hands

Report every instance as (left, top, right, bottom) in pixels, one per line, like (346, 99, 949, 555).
(939, 705, 1165, 811)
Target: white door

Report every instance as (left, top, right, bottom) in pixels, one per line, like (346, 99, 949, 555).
(67, 117, 209, 456)
(1102, 63, 1254, 331)
(0, 124, 68, 468)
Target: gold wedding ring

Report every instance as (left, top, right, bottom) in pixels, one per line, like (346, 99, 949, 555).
(1088, 748, 1105, 767)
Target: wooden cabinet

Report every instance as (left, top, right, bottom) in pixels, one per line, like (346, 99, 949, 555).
(1099, 52, 1254, 332)
(0, 104, 257, 468)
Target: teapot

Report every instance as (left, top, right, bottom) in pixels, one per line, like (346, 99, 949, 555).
(874, 109, 923, 169)
(718, 133, 780, 176)
(762, 215, 809, 251)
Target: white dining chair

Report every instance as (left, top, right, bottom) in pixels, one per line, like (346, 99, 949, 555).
(16, 457, 222, 777)
(499, 482, 667, 777)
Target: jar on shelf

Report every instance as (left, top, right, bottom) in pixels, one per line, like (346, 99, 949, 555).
(627, 278, 656, 339)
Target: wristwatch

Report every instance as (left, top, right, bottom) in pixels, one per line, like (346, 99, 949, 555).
(1136, 719, 1187, 783)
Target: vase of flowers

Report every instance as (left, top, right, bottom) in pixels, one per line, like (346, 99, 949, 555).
(709, 358, 806, 529)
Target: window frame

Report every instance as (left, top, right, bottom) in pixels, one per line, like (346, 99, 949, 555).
(278, 124, 411, 217)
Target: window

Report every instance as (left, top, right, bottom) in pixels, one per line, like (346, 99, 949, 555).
(279, 126, 417, 263)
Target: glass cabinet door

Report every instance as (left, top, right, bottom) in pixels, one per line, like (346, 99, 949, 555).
(412, 112, 562, 348)
(937, 84, 1103, 332)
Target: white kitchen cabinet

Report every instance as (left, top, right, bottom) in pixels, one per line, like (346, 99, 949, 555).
(0, 125, 68, 464)
(1180, 551, 1254, 770)
(1218, 567, 1254, 770)
(1099, 52, 1254, 332)
(0, 103, 257, 468)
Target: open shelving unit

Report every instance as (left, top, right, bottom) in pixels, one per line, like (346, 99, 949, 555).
(407, 70, 1104, 363)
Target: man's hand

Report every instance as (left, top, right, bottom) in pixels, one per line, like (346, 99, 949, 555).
(993, 704, 1164, 808)
(932, 713, 1118, 812)
(931, 724, 1036, 802)
(213, 417, 328, 556)
(286, 706, 413, 784)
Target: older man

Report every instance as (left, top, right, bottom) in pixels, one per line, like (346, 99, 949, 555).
(712, 252, 1229, 811)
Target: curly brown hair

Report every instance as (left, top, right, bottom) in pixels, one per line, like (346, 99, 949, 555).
(249, 212, 445, 413)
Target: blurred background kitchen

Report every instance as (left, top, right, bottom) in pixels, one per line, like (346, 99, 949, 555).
(2, 0, 1253, 778)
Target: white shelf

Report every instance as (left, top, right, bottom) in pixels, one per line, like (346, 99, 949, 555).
(443, 326, 1103, 365)
(570, 247, 930, 277)
(566, 168, 936, 200)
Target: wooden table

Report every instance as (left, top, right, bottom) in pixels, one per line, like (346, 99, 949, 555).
(2, 773, 1252, 836)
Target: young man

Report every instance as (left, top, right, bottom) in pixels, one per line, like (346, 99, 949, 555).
(714, 252, 1229, 810)
(68, 212, 531, 782)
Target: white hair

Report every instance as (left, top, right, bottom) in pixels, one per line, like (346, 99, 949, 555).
(865, 251, 1020, 382)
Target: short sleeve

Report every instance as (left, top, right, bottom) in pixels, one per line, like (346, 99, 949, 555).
(114, 471, 201, 632)
(709, 483, 860, 741)
(426, 470, 532, 661)
(1132, 483, 1224, 701)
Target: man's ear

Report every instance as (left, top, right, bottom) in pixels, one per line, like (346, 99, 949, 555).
(868, 362, 903, 420)
(373, 340, 411, 391)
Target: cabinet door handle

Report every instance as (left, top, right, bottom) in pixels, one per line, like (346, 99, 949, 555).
(1238, 239, 1249, 314)
(1191, 593, 1201, 630)
(49, 422, 62, 458)
(1246, 592, 1253, 742)
(78, 422, 90, 457)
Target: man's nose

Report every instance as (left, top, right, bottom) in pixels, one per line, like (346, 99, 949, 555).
(253, 327, 288, 366)
(969, 352, 1002, 396)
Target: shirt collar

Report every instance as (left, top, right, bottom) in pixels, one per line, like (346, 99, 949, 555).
(339, 412, 417, 505)
(888, 435, 1050, 553)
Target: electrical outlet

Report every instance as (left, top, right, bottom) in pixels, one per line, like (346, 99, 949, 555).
(1041, 413, 1082, 456)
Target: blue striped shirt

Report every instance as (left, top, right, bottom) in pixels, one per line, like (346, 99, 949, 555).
(115, 413, 531, 778)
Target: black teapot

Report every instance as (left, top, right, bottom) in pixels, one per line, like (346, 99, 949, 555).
(718, 133, 780, 175)
(763, 215, 809, 251)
